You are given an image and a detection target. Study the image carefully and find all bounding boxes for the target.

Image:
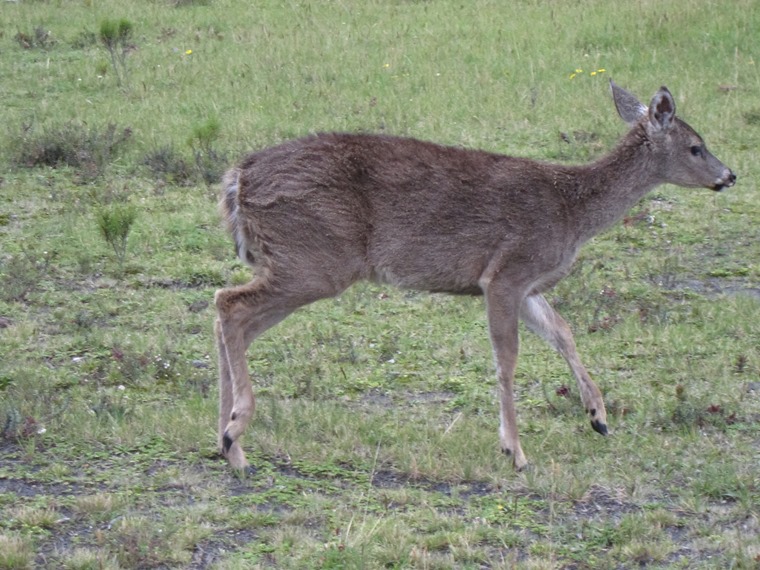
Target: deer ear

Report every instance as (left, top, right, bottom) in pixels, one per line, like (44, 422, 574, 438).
(647, 86, 676, 132)
(610, 80, 647, 125)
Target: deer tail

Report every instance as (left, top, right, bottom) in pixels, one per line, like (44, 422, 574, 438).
(219, 168, 255, 267)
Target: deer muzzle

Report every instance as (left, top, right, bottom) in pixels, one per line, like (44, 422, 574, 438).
(712, 169, 737, 192)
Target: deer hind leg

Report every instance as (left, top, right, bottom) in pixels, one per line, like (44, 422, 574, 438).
(484, 283, 528, 470)
(215, 317, 246, 469)
(215, 276, 331, 471)
(520, 294, 608, 436)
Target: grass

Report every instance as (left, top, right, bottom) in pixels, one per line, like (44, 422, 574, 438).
(1, 0, 759, 568)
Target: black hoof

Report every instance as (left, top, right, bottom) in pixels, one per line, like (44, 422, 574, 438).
(591, 419, 608, 436)
(222, 433, 233, 454)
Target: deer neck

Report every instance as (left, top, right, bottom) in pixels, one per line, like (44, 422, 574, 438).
(564, 125, 661, 243)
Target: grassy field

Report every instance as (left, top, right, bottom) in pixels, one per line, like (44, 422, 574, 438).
(1, 0, 759, 568)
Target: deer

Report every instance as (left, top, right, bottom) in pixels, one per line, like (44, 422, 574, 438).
(214, 81, 736, 472)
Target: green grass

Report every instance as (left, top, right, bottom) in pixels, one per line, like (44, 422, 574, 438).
(1, 0, 759, 568)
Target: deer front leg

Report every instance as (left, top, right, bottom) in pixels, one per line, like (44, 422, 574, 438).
(520, 294, 608, 435)
(485, 286, 528, 470)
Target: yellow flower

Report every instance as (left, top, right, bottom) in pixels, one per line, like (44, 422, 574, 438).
(185, 49, 193, 55)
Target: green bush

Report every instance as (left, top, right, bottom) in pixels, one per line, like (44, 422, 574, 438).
(188, 117, 227, 187)
(99, 18, 134, 86)
(97, 203, 137, 268)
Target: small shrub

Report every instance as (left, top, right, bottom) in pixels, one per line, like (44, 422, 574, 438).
(1, 408, 21, 439)
(194, 146, 227, 187)
(1, 408, 42, 441)
(0, 375, 12, 392)
(99, 18, 134, 86)
(189, 117, 221, 151)
(14, 26, 55, 50)
(142, 146, 195, 186)
(188, 117, 227, 187)
(97, 203, 137, 268)
(8, 121, 132, 181)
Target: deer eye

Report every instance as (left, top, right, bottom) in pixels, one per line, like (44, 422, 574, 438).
(690, 145, 703, 157)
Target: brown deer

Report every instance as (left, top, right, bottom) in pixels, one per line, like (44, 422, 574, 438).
(214, 81, 735, 471)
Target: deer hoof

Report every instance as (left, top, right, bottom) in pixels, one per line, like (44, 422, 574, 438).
(591, 419, 608, 436)
(501, 447, 529, 471)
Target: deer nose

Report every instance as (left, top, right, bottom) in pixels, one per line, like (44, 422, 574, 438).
(727, 171, 737, 186)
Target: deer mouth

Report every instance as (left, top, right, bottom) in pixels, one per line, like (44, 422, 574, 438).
(711, 172, 737, 192)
